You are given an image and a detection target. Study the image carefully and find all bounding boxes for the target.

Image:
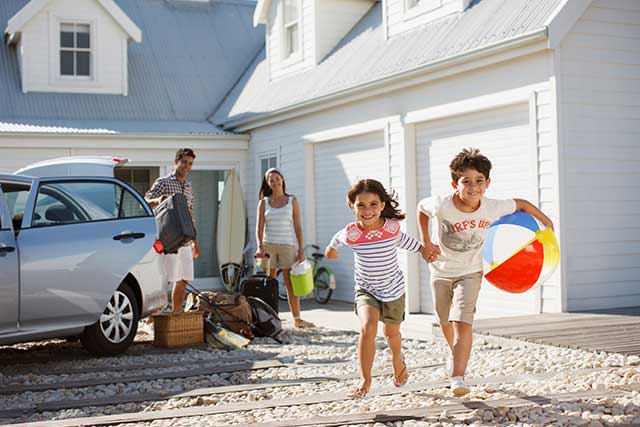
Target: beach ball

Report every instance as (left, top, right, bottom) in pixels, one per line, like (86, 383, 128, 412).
(482, 211, 560, 293)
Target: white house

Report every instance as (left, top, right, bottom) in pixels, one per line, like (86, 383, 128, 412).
(213, 0, 640, 316)
(3, 0, 638, 317)
(0, 0, 264, 290)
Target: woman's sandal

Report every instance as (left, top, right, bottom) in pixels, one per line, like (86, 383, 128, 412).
(348, 385, 369, 398)
(393, 361, 409, 387)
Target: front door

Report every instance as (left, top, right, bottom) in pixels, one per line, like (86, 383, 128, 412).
(0, 185, 19, 334)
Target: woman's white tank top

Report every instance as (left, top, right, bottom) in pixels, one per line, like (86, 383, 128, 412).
(263, 196, 296, 246)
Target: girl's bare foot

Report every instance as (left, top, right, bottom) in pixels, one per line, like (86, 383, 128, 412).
(348, 380, 371, 398)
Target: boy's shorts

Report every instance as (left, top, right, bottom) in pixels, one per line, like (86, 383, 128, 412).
(354, 289, 405, 324)
(430, 272, 482, 326)
(261, 242, 297, 270)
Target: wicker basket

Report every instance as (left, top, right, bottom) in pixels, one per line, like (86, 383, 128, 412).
(153, 311, 204, 348)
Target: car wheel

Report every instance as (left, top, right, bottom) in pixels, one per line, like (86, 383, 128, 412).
(80, 284, 140, 356)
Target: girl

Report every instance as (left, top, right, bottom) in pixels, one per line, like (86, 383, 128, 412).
(255, 168, 315, 328)
(325, 179, 428, 398)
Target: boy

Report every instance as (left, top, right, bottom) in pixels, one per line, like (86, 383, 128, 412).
(417, 148, 553, 396)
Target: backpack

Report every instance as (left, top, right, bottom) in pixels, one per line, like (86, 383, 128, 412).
(247, 296, 283, 343)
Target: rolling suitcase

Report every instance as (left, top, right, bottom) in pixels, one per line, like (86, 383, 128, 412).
(239, 255, 279, 314)
(154, 193, 196, 254)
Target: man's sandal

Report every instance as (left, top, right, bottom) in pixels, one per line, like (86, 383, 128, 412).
(348, 386, 369, 398)
(393, 361, 409, 387)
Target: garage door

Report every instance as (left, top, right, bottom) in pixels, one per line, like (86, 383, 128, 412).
(314, 132, 387, 302)
(416, 103, 539, 318)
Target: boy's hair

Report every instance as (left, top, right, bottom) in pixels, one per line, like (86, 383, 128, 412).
(259, 168, 290, 199)
(347, 179, 405, 221)
(449, 148, 492, 182)
(175, 148, 196, 162)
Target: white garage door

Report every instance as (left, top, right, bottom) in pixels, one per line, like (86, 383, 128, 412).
(314, 131, 387, 303)
(416, 103, 539, 318)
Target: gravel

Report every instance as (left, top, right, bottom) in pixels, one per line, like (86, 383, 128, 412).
(0, 320, 638, 427)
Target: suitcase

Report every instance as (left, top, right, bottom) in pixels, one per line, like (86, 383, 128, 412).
(154, 193, 196, 254)
(239, 255, 279, 314)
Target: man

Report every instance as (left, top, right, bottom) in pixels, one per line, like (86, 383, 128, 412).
(145, 148, 200, 312)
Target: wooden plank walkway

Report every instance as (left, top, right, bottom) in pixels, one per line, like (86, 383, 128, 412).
(470, 307, 640, 355)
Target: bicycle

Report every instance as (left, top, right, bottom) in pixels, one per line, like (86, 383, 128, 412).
(277, 244, 336, 304)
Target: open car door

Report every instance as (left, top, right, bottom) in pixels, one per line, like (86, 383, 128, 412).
(0, 184, 19, 334)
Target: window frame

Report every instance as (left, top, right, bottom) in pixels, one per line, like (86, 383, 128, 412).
(403, 0, 441, 21)
(280, 0, 302, 64)
(49, 14, 99, 86)
(59, 22, 92, 78)
(259, 153, 278, 179)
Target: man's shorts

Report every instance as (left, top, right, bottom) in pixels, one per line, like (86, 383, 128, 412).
(354, 289, 405, 324)
(163, 245, 194, 283)
(261, 242, 297, 270)
(430, 271, 482, 325)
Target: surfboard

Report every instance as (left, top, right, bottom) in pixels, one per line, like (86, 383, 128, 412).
(216, 169, 246, 291)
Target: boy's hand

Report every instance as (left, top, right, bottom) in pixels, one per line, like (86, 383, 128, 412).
(421, 242, 441, 263)
(325, 246, 338, 260)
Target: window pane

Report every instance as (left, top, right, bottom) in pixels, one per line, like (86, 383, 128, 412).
(60, 51, 74, 75)
(288, 24, 299, 55)
(76, 51, 90, 76)
(119, 187, 148, 218)
(284, 0, 298, 25)
(60, 31, 74, 48)
(76, 31, 90, 49)
(261, 158, 269, 176)
(269, 157, 277, 169)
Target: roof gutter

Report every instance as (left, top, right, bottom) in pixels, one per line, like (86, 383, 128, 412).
(221, 28, 549, 131)
(0, 131, 249, 141)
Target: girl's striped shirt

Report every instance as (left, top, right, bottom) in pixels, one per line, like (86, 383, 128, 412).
(329, 218, 422, 302)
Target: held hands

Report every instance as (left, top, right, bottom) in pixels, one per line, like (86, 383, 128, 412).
(255, 245, 265, 259)
(296, 248, 305, 263)
(191, 240, 200, 259)
(420, 241, 441, 263)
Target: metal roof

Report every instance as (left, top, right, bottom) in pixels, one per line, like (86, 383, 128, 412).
(0, 119, 235, 136)
(0, 0, 263, 133)
(213, 0, 563, 126)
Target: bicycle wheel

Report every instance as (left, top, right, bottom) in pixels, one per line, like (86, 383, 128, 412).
(313, 267, 334, 304)
(276, 269, 288, 301)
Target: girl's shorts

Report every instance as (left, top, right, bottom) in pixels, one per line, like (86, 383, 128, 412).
(354, 289, 405, 324)
(261, 242, 297, 270)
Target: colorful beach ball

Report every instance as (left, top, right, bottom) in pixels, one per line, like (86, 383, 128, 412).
(482, 211, 560, 293)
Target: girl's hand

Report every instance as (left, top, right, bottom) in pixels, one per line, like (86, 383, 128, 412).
(255, 246, 265, 258)
(296, 248, 305, 263)
(421, 242, 441, 263)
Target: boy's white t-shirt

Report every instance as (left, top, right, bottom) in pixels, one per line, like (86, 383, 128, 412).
(418, 194, 516, 278)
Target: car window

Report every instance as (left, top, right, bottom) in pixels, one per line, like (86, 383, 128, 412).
(33, 181, 148, 227)
(0, 182, 32, 230)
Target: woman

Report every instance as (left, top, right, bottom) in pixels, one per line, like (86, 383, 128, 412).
(255, 168, 315, 328)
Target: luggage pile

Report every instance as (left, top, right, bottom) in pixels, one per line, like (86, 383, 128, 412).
(184, 255, 283, 350)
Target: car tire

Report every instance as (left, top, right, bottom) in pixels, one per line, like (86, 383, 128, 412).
(80, 284, 140, 356)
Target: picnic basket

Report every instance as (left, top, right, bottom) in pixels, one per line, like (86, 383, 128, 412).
(152, 311, 204, 347)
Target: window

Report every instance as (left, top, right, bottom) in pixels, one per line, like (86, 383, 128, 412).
(260, 155, 278, 177)
(406, 0, 422, 7)
(283, 0, 300, 58)
(33, 181, 148, 227)
(0, 183, 31, 231)
(60, 23, 91, 77)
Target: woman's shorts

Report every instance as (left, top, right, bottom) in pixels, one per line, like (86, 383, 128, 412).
(163, 245, 194, 282)
(354, 289, 405, 324)
(261, 242, 297, 270)
(430, 271, 482, 326)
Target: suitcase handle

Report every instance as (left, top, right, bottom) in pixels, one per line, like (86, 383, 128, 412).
(253, 254, 270, 275)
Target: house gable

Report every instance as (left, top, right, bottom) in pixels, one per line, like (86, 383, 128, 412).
(4, 0, 141, 95)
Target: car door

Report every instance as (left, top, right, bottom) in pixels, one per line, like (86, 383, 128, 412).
(17, 177, 156, 330)
(0, 185, 19, 334)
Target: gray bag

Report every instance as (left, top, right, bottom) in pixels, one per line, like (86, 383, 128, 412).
(154, 193, 196, 254)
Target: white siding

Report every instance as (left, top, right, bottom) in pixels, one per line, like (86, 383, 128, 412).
(267, 0, 315, 81)
(557, 0, 640, 311)
(415, 104, 541, 318)
(385, 0, 469, 38)
(314, 132, 386, 302)
(20, 0, 128, 95)
(315, 0, 373, 64)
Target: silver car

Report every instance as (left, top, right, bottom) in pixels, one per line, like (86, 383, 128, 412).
(0, 157, 167, 355)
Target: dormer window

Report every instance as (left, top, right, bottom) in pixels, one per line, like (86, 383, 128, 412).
(407, 0, 422, 7)
(283, 0, 300, 59)
(404, 0, 440, 19)
(59, 23, 91, 77)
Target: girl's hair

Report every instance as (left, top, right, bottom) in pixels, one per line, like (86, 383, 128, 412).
(259, 168, 290, 198)
(347, 179, 405, 220)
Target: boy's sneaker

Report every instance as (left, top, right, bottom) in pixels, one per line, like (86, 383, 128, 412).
(450, 376, 470, 396)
